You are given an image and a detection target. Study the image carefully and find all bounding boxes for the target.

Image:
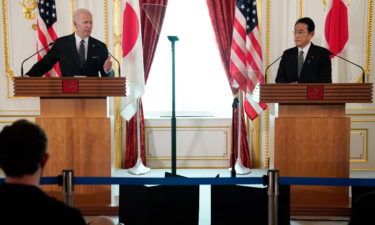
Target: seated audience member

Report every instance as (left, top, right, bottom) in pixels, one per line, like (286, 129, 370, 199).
(0, 120, 86, 225)
(349, 191, 375, 225)
(0, 120, 116, 225)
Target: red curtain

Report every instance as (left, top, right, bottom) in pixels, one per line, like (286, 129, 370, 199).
(206, 0, 251, 167)
(124, 0, 169, 168)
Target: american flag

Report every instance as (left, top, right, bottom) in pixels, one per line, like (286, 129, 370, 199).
(230, 0, 267, 120)
(37, 0, 61, 77)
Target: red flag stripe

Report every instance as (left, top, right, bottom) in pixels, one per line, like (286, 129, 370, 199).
(230, 49, 246, 74)
(47, 26, 58, 40)
(247, 30, 263, 60)
(231, 41, 247, 68)
(37, 1, 60, 77)
(230, 0, 267, 120)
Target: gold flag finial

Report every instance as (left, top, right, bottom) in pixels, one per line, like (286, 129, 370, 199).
(323, 0, 328, 11)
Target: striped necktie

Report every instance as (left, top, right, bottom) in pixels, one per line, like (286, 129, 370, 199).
(297, 50, 304, 78)
(79, 39, 85, 68)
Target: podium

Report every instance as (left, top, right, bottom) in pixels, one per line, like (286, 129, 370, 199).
(14, 77, 126, 207)
(260, 83, 373, 215)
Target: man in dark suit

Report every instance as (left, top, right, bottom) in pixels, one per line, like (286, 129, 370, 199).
(0, 120, 87, 225)
(275, 17, 332, 83)
(26, 8, 113, 77)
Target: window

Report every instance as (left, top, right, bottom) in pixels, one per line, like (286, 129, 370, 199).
(142, 0, 232, 118)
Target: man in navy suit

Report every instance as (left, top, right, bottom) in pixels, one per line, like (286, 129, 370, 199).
(275, 17, 332, 83)
(27, 8, 113, 77)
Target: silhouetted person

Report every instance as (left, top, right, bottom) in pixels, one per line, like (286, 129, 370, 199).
(349, 190, 375, 225)
(0, 120, 86, 225)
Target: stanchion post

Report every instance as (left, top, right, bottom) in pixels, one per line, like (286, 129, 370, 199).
(267, 169, 279, 225)
(62, 169, 74, 206)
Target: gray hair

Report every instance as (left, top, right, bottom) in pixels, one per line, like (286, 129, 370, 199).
(73, 8, 92, 23)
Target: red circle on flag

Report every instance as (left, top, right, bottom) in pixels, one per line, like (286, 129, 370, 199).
(122, 3, 139, 57)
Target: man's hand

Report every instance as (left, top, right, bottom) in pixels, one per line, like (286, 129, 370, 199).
(103, 56, 113, 72)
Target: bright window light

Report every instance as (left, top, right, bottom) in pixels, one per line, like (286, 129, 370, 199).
(142, 0, 233, 118)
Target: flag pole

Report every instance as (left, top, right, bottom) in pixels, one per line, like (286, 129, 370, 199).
(234, 91, 251, 175)
(128, 99, 151, 175)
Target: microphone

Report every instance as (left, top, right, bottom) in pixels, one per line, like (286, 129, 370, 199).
(328, 51, 366, 83)
(92, 44, 121, 77)
(21, 42, 54, 77)
(264, 55, 282, 83)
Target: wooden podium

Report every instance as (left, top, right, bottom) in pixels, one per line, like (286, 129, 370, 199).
(14, 77, 126, 207)
(260, 83, 373, 215)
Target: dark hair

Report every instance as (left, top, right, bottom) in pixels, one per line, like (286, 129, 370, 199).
(0, 120, 47, 177)
(295, 17, 315, 33)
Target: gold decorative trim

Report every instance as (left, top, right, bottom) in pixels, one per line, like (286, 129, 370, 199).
(351, 119, 375, 122)
(71, 0, 75, 32)
(264, 0, 271, 168)
(0, 110, 39, 112)
(252, 118, 261, 168)
(298, 0, 303, 18)
(347, 114, 375, 116)
(104, 0, 109, 46)
(146, 126, 231, 129)
(365, 0, 373, 82)
(148, 158, 229, 161)
(150, 166, 230, 169)
(114, 97, 123, 168)
(0, 115, 39, 117)
(351, 168, 375, 171)
(146, 127, 230, 161)
(348, 108, 375, 110)
(0, 121, 15, 123)
(113, 0, 122, 168)
(2, 0, 16, 99)
(350, 129, 368, 162)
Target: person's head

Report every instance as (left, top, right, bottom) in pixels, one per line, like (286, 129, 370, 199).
(294, 17, 315, 48)
(73, 8, 93, 39)
(0, 120, 48, 178)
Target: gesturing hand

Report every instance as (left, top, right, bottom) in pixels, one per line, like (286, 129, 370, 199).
(104, 56, 113, 72)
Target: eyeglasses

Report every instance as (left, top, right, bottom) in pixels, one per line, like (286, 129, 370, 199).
(292, 31, 307, 36)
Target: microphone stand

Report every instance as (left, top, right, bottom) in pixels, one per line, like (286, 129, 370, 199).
(21, 42, 54, 77)
(264, 55, 282, 83)
(107, 51, 121, 77)
(168, 35, 179, 177)
(330, 52, 366, 83)
(93, 44, 121, 77)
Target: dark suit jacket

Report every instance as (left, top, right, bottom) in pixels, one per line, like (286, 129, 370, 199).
(349, 191, 375, 225)
(0, 183, 86, 225)
(26, 33, 109, 77)
(275, 43, 332, 83)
